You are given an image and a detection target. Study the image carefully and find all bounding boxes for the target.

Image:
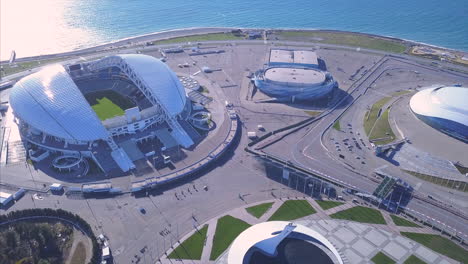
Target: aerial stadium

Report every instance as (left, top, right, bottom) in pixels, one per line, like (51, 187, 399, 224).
(409, 85, 468, 143)
(9, 54, 204, 174)
(252, 49, 337, 101)
(227, 221, 343, 264)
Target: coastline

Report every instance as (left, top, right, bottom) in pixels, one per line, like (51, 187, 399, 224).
(1, 27, 466, 64)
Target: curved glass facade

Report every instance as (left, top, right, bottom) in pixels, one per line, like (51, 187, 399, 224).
(410, 86, 468, 143)
(253, 69, 337, 101)
(414, 113, 468, 143)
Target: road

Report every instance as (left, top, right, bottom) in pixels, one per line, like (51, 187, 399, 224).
(257, 56, 468, 237)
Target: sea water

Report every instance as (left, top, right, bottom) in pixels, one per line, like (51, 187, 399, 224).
(1, 0, 467, 60)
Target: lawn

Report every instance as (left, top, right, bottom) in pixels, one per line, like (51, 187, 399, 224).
(369, 108, 396, 145)
(402, 170, 467, 192)
(371, 252, 395, 264)
(304, 110, 321, 117)
(390, 215, 420, 228)
(401, 232, 468, 264)
(403, 255, 427, 264)
(330, 206, 386, 224)
(315, 200, 344, 210)
(332, 120, 341, 131)
(69, 242, 86, 264)
(91, 97, 125, 121)
(277, 31, 407, 53)
(210, 215, 251, 260)
(245, 202, 274, 219)
(153, 33, 243, 45)
(168, 225, 208, 260)
(364, 97, 392, 136)
(392, 90, 412, 97)
(0, 57, 67, 77)
(268, 200, 316, 221)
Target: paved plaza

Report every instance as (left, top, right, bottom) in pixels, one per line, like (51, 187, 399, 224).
(161, 198, 460, 264)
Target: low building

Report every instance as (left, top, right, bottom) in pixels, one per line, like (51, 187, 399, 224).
(0, 191, 13, 205)
(269, 49, 319, 68)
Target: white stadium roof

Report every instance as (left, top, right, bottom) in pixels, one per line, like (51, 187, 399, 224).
(228, 221, 343, 264)
(116, 54, 186, 116)
(410, 86, 468, 127)
(10, 54, 188, 142)
(10, 64, 109, 141)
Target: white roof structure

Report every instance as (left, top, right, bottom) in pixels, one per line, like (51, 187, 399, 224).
(10, 54, 191, 147)
(10, 64, 108, 141)
(264, 67, 325, 85)
(228, 221, 343, 264)
(269, 49, 318, 67)
(410, 86, 468, 127)
(116, 54, 187, 116)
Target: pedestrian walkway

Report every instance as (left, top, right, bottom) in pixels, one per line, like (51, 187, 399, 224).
(159, 198, 459, 264)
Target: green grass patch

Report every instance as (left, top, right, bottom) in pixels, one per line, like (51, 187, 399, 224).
(364, 97, 392, 136)
(402, 170, 468, 192)
(245, 202, 274, 219)
(91, 97, 125, 121)
(210, 215, 251, 260)
(369, 108, 396, 145)
(304, 110, 321, 117)
(86, 90, 135, 121)
(401, 232, 468, 263)
(332, 120, 341, 131)
(403, 255, 427, 264)
(268, 200, 316, 221)
(371, 252, 395, 264)
(330, 206, 386, 224)
(277, 31, 407, 53)
(392, 90, 412, 97)
(390, 215, 420, 228)
(85, 89, 135, 109)
(315, 200, 344, 210)
(153, 33, 243, 45)
(168, 225, 208, 260)
(70, 242, 87, 264)
(0, 58, 67, 78)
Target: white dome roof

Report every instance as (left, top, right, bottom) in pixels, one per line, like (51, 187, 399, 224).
(10, 64, 108, 141)
(10, 54, 188, 142)
(410, 86, 468, 127)
(117, 54, 186, 116)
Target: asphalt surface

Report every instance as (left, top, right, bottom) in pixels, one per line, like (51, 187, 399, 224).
(1, 38, 467, 264)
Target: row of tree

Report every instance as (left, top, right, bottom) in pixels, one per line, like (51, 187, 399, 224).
(0, 208, 102, 264)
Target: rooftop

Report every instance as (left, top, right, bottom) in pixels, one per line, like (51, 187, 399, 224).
(269, 49, 318, 66)
(264, 67, 325, 85)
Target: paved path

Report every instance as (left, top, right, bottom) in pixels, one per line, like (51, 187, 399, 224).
(160, 197, 460, 264)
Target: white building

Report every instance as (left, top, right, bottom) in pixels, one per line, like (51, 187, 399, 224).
(9, 54, 196, 173)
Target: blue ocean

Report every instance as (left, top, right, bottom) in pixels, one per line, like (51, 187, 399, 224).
(1, 0, 467, 60)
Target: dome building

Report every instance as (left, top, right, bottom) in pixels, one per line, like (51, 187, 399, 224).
(409, 86, 468, 143)
(228, 221, 343, 264)
(252, 49, 337, 102)
(9, 54, 197, 173)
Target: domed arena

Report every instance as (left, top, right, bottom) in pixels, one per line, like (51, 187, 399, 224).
(252, 49, 337, 102)
(9, 54, 199, 174)
(409, 85, 468, 143)
(228, 221, 343, 264)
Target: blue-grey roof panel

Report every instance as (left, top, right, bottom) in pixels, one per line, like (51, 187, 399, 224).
(9, 64, 108, 141)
